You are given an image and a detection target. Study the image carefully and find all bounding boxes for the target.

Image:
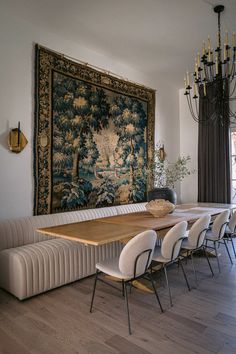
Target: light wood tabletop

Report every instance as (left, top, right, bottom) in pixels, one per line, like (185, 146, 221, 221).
(175, 202, 236, 210)
(37, 220, 147, 246)
(99, 205, 231, 234)
(37, 203, 236, 246)
(99, 211, 186, 230)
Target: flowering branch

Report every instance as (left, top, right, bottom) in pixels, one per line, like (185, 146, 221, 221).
(147, 144, 194, 189)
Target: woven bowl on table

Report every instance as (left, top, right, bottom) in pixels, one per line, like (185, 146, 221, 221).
(145, 199, 175, 218)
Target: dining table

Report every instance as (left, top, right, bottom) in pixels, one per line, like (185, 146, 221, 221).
(37, 202, 236, 245)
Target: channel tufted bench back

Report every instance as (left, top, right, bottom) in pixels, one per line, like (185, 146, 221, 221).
(0, 206, 119, 251)
(115, 202, 147, 214)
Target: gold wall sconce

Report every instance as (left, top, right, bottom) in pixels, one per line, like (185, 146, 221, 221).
(8, 122, 28, 153)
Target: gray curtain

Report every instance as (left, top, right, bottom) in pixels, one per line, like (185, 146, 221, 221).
(198, 81, 231, 203)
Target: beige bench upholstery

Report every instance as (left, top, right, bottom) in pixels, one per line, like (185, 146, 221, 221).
(0, 203, 147, 300)
(115, 203, 147, 214)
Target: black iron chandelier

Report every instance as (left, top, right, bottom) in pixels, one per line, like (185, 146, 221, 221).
(184, 5, 236, 125)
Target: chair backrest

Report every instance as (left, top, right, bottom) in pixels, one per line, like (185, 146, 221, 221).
(119, 230, 157, 278)
(161, 221, 188, 261)
(211, 210, 230, 239)
(187, 214, 211, 248)
(228, 210, 236, 233)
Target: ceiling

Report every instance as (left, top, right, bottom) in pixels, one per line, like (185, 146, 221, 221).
(2, 0, 236, 88)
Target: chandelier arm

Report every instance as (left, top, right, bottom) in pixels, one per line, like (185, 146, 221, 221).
(209, 65, 212, 80)
(195, 97, 199, 117)
(203, 65, 208, 82)
(186, 94, 200, 122)
(223, 62, 227, 79)
(192, 94, 214, 124)
(208, 66, 211, 81)
(229, 68, 234, 83)
(207, 65, 210, 82)
(225, 62, 228, 79)
(227, 62, 230, 79)
(228, 108, 236, 120)
(196, 83, 200, 95)
(229, 106, 236, 115)
(229, 80, 236, 98)
(186, 94, 197, 120)
(229, 53, 235, 80)
(210, 65, 215, 81)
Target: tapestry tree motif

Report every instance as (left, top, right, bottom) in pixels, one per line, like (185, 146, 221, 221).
(34, 45, 155, 214)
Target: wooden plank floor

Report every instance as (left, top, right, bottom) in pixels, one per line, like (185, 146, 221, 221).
(1, 242, 236, 354)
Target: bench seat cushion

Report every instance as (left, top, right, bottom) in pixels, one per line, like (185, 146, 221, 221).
(0, 238, 122, 300)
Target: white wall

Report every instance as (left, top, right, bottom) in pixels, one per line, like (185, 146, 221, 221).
(179, 88, 198, 203)
(154, 80, 180, 162)
(0, 7, 180, 220)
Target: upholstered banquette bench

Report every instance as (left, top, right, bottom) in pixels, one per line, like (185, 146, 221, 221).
(0, 203, 147, 300)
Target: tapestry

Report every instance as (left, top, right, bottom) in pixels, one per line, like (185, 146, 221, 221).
(34, 45, 155, 215)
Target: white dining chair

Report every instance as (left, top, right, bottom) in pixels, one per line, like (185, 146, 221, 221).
(152, 221, 190, 307)
(90, 230, 163, 335)
(181, 214, 213, 285)
(205, 209, 231, 272)
(223, 210, 236, 258)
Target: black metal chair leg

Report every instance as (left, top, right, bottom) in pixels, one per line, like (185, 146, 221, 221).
(122, 279, 125, 297)
(179, 258, 191, 291)
(148, 273, 164, 313)
(203, 247, 214, 277)
(214, 241, 221, 273)
(230, 236, 236, 258)
(185, 250, 189, 265)
(223, 239, 233, 264)
(190, 252, 198, 286)
(163, 265, 173, 307)
(129, 282, 132, 294)
(124, 281, 132, 335)
(90, 269, 99, 313)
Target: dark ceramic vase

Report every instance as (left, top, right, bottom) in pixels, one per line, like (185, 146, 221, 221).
(147, 187, 177, 205)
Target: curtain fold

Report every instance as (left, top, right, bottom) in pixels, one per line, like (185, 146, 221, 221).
(198, 81, 231, 203)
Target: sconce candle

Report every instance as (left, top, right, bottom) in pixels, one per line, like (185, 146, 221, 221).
(18, 121, 21, 146)
(8, 122, 28, 153)
(159, 145, 165, 161)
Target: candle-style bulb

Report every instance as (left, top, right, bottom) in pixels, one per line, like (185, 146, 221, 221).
(203, 82, 207, 96)
(195, 60, 199, 79)
(208, 36, 211, 50)
(208, 48, 211, 62)
(215, 56, 218, 75)
(225, 30, 229, 46)
(184, 77, 187, 89)
(186, 71, 190, 86)
(202, 41, 206, 55)
(197, 52, 200, 67)
(224, 44, 227, 61)
(233, 32, 236, 47)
